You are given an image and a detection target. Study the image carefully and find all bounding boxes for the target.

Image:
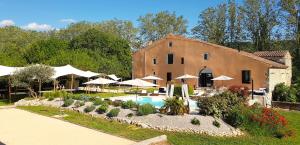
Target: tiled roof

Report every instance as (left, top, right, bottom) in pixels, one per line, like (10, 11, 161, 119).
(138, 34, 288, 69)
(253, 51, 289, 57)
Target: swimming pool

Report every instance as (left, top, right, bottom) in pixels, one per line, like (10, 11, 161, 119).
(110, 96, 198, 110)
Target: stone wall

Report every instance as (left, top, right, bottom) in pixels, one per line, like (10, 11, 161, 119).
(272, 101, 300, 111)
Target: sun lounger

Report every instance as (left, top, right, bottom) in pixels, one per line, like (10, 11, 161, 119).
(150, 90, 159, 96)
(140, 90, 148, 96)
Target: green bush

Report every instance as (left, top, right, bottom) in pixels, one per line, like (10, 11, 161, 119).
(106, 108, 120, 117)
(191, 118, 200, 125)
(162, 97, 185, 115)
(173, 85, 194, 97)
(137, 103, 156, 116)
(112, 100, 122, 107)
(84, 105, 96, 113)
(47, 96, 55, 101)
(43, 91, 69, 99)
(62, 99, 74, 107)
(197, 91, 242, 118)
(74, 101, 85, 108)
(213, 120, 221, 128)
(272, 83, 297, 103)
(121, 100, 137, 109)
(126, 113, 134, 118)
(93, 98, 104, 106)
(96, 103, 109, 114)
(225, 105, 247, 128)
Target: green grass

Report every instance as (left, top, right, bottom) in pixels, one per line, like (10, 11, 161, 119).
(18, 106, 300, 145)
(0, 99, 13, 106)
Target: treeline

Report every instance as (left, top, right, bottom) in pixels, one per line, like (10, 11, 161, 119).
(0, 0, 299, 80)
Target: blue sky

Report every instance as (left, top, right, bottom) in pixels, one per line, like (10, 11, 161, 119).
(0, 0, 228, 31)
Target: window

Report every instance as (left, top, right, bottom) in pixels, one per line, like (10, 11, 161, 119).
(153, 72, 156, 75)
(242, 70, 251, 84)
(153, 58, 157, 64)
(167, 72, 172, 82)
(167, 53, 173, 64)
(181, 57, 184, 64)
(169, 42, 172, 47)
(204, 53, 209, 60)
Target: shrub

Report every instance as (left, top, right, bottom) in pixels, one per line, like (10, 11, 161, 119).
(96, 103, 109, 114)
(228, 85, 249, 100)
(84, 105, 96, 113)
(62, 99, 74, 107)
(74, 101, 85, 108)
(173, 85, 194, 97)
(162, 97, 185, 115)
(43, 91, 69, 99)
(272, 83, 297, 103)
(137, 103, 156, 116)
(93, 98, 104, 106)
(106, 108, 120, 117)
(112, 100, 122, 107)
(213, 120, 221, 128)
(126, 113, 134, 118)
(47, 96, 55, 101)
(121, 100, 137, 109)
(191, 118, 200, 125)
(197, 91, 242, 118)
(225, 105, 247, 128)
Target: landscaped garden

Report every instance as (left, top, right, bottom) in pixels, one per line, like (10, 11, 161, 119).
(14, 87, 300, 145)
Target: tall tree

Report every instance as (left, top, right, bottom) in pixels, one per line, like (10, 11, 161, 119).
(138, 11, 188, 43)
(192, 4, 227, 45)
(240, 0, 280, 51)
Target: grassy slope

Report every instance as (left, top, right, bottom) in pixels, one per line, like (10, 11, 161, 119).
(18, 106, 300, 145)
(0, 99, 12, 106)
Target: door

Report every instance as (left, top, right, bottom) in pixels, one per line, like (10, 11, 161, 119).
(199, 68, 213, 87)
(167, 72, 172, 82)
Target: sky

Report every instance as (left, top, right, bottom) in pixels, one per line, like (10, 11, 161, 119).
(0, 0, 228, 31)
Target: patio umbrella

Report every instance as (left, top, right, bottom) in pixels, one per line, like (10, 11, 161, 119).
(142, 75, 163, 80)
(211, 75, 233, 87)
(175, 74, 198, 80)
(118, 78, 158, 101)
(107, 74, 121, 81)
(83, 77, 117, 85)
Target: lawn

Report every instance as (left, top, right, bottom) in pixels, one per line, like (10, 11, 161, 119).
(0, 99, 13, 106)
(18, 106, 300, 145)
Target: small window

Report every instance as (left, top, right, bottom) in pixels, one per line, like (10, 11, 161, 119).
(153, 58, 157, 64)
(153, 72, 156, 75)
(242, 70, 251, 84)
(181, 57, 184, 64)
(204, 53, 209, 60)
(169, 42, 172, 47)
(167, 53, 173, 64)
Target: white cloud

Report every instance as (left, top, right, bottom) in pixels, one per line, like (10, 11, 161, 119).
(60, 19, 76, 23)
(22, 22, 55, 31)
(0, 20, 15, 27)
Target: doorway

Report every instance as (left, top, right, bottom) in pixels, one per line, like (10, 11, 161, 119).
(199, 68, 213, 87)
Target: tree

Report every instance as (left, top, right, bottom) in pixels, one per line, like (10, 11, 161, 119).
(138, 11, 188, 43)
(11, 64, 54, 98)
(240, 0, 280, 51)
(24, 38, 69, 64)
(192, 4, 227, 45)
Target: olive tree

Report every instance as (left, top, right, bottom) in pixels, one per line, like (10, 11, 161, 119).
(11, 64, 54, 98)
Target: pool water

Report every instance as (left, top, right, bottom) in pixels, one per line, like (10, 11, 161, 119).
(136, 97, 198, 109)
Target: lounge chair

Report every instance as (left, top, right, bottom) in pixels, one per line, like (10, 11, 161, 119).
(150, 90, 159, 96)
(140, 90, 148, 96)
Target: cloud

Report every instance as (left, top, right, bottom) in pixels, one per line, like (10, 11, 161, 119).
(0, 20, 15, 27)
(60, 19, 76, 23)
(22, 22, 55, 31)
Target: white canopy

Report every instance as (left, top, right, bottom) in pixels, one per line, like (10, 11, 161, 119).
(118, 78, 158, 87)
(107, 74, 121, 81)
(142, 75, 163, 80)
(176, 74, 198, 79)
(0, 65, 16, 77)
(84, 71, 100, 78)
(52, 65, 89, 79)
(84, 77, 116, 85)
(211, 75, 233, 81)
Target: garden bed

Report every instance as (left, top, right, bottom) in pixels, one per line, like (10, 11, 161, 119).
(15, 98, 242, 137)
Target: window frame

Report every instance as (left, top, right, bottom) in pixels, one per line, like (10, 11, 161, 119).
(204, 53, 209, 60)
(181, 57, 184, 64)
(167, 53, 174, 64)
(242, 70, 251, 84)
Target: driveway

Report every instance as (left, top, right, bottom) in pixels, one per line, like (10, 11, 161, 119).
(0, 108, 135, 145)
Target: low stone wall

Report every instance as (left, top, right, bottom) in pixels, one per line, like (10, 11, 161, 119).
(272, 101, 300, 111)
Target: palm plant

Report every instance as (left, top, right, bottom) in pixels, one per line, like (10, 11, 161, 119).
(162, 97, 186, 115)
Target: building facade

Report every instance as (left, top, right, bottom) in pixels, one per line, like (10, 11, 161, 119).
(132, 34, 291, 93)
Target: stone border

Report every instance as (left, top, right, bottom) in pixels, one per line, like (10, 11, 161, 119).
(132, 135, 168, 145)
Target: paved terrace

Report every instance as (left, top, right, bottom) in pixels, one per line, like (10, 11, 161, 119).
(0, 108, 135, 145)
